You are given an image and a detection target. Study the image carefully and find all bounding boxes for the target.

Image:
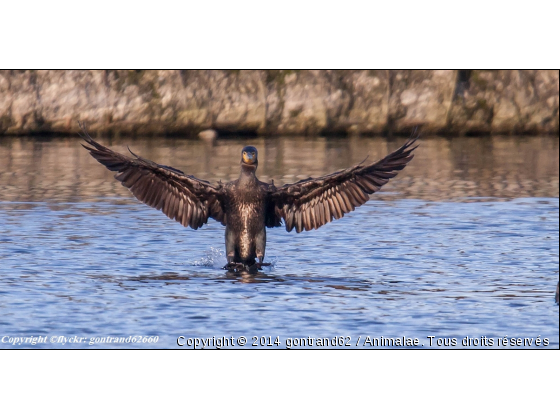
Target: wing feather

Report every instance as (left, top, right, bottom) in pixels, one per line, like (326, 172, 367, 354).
(269, 134, 418, 232)
(80, 122, 225, 229)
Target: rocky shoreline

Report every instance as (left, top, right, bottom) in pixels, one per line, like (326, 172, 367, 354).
(0, 70, 558, 137)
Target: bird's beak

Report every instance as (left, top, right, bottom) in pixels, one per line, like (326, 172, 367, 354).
(243, 152, 256, 164)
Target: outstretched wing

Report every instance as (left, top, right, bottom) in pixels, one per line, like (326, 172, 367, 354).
(80, 123, 226, 229)
(269, 135, 418, 233)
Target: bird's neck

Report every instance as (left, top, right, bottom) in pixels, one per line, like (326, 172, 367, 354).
(239, 164, 258, 184)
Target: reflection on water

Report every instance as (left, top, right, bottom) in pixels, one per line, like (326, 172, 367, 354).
(0, 135, 558, 348)
(0, 135, 558, 202)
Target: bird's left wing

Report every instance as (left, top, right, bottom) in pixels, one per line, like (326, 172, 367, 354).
(269, 135, 418, 233)
(80, 123, 226, 229)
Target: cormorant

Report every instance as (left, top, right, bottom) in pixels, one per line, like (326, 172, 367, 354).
(80, 123, 418, 271)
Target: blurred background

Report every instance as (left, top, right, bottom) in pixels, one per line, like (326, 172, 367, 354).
(0, 70, 558, 137)
(0, 70, 558, 202)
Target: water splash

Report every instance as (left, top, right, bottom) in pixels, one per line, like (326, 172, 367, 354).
(191, 248, 277, 271)
(191, 247, 227, 268)
(263, 257, 277, 272)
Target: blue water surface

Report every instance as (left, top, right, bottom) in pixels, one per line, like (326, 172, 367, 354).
(0, 136, 558, 349)
(0, 197, 557, 349)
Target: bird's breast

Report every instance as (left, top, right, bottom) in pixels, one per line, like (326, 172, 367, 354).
(225, 186, 266, 231)
(224, 186, 267, 260)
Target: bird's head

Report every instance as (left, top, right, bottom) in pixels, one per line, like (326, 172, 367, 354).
(241, 146, 258, 167)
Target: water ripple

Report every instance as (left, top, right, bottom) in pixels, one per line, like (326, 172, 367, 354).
(0, 198, 557, 348)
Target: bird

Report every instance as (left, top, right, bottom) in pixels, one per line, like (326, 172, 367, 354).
(80, 122, 418, 271)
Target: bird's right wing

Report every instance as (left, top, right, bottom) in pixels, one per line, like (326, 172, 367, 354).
(80, 123, 226, 229)
(269, 134, 418, 232)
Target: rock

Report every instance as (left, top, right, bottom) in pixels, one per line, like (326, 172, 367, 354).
(446, 70, 559, 135)
(198, 129, 218, 141)
(0, 70, 557, 136)
(388, 70, 456, 135)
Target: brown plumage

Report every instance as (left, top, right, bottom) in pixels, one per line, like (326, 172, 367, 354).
(80, 124, 226, 230)
(80, 122, 418, 269)
(270, 136, 418, 233)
